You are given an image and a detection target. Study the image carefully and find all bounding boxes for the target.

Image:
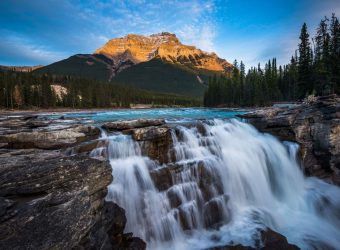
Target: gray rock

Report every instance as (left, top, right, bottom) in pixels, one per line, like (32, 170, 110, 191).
(0, 125, 100, 149)
(240, 95, 340, 185)
(132, 126, 173, 164)
(208, 228, 300, 250)
(0, 143, 145, 249)
(203, 195, 230, 228)
(0, 154, 112, 249)
(102, 119, 165, 131)
(26, 120, 51, 128)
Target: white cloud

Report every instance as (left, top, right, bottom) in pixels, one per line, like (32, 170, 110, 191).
(1, 0, 220, 65)
(76, 0, 219, 51)
(0, 33, 67, 65)
(177, 23, 216, 52)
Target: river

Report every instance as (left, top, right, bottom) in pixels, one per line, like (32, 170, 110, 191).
(44, 108, 340, 249)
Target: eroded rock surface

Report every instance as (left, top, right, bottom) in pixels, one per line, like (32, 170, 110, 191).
(240, 95, 340, 185)
(0, 125, 100, 149)
(132, 125, 173, 164)
(0, 114, 100, 150)
(0, 154, 111, 249)
(0, 114, 145, 250)
(102, 119, 173, 164)
(102, 118, 165, 131)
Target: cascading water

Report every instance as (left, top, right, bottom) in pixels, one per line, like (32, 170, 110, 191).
(92, 119, 340, 250)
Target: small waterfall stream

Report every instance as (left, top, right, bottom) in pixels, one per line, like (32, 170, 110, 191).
(92, 119, 340, 250)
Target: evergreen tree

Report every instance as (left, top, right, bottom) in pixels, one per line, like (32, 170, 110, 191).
(314, 17, 331, 95)
(239, 61, 245, 105)
(298, 23, 313, 98)
(288, 56, 298, 100)
(329, 14, 340, 94)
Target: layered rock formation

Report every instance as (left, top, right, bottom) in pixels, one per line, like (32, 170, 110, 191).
(95, 32, 233, 74)
(103, 118, 165, 131)
(240, 95, 340, 185)
(102, 119, 173, 164)
(0, 115, 145, 250)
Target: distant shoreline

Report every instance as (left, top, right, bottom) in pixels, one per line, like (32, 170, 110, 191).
(0, 108, 121, 116)
(0, 106, 254, 117)
(0, 105, 187, 115)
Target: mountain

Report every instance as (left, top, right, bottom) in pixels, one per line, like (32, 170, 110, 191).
(35, 32, 233, 97)
(94, 32, 232, 74)
(34, 54, 114, 82)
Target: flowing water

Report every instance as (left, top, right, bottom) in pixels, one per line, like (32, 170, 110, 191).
(45, 108, 245, 123)
(85, 110, 340, 250)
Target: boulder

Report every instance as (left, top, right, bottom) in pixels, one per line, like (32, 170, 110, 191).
(0, 125, 100, 150)
(203, 195, 230, 228)
(0, 117, 28, 135)
(0, 154, 112, 249)
(78, 201, 146, 250)
(132, 126, 174, 164)
(208, 228, 299, 250)
(132, 126, 169, 141)
(26, 120, 51, 128)
(102, 119, 165, 131)
(67, 139, 103, 155)
(150, 165, 175, 191)
(0, 147, 145, 250)
(240, 95, 340, 185)
(258, 228, 300, 250)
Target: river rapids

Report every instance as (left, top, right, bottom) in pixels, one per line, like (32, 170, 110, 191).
(91, 118, 340, 250)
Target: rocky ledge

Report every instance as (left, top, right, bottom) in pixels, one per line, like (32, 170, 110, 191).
(240, 95, 340, 185)
(0, 115, 146, 249)
(102, 118, 165, 131)
(102, 119, 174, 164)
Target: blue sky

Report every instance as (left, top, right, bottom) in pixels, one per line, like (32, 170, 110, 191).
(1, 0, 339, 68)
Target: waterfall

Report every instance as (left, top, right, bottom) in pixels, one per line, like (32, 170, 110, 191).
(92, 119, 340, 250)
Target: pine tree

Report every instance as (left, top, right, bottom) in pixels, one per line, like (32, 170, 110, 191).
(289, 56, 298, 100)
(239, 61, 245, 105)
(314, 17, 331, 95)
(329, 13, 340, 94)
(298, 23, 313, 98)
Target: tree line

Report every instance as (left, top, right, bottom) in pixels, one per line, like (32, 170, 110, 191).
(204, 14, 340, 107)
(0, 72, 201, 109)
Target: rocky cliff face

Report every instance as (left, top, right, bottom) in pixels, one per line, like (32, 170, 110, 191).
(0, 115, 146, 250)
(240, 95, 340, 185)
(95, 32, 233, 74)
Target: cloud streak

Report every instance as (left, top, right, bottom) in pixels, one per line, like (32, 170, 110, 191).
(0, 0, 220, 65)
(0, 0, 339, 66)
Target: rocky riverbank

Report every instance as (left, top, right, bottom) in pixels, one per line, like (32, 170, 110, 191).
(0, 115, 146, 249)
(240, 95, 340, 185)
